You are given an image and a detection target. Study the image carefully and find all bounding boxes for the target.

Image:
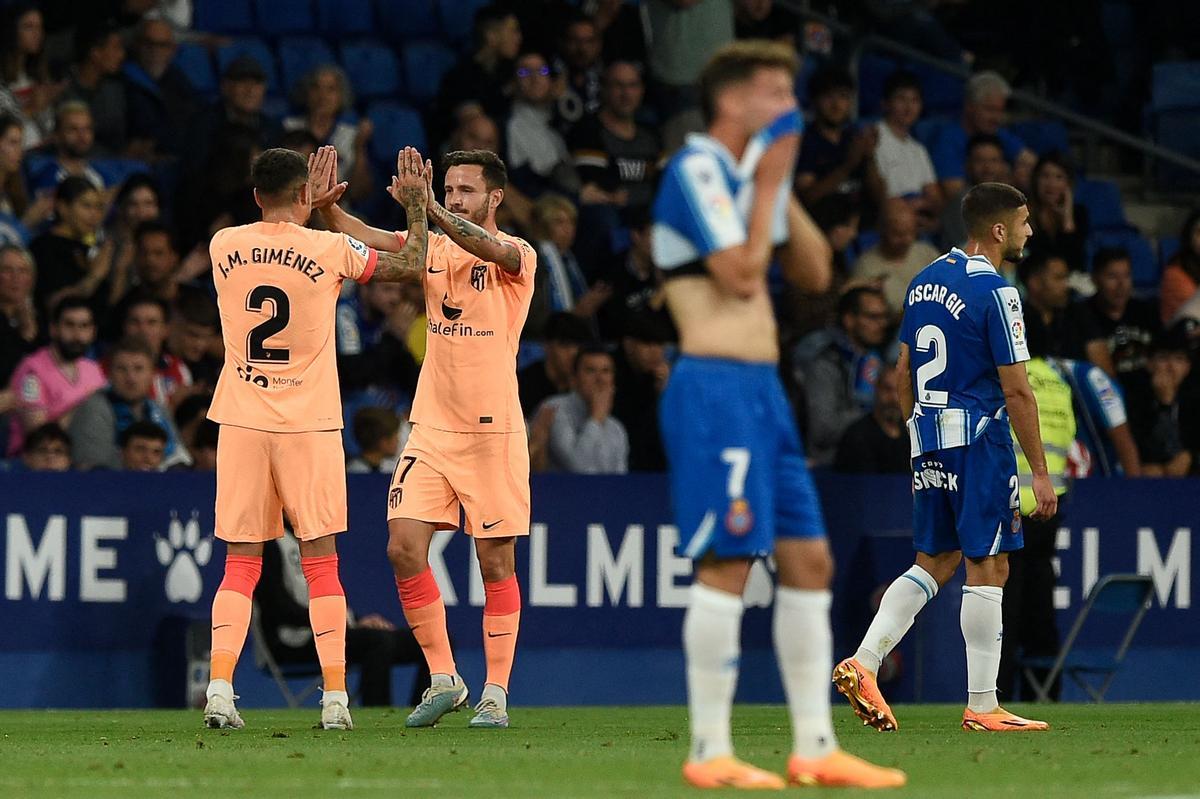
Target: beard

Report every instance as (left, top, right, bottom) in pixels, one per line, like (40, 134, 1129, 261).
(1002, 243, 1026, 264)
(450, 204, 489, 227)
(55, 340, 89, 361)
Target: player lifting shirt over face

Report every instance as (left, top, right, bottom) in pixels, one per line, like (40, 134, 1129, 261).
(203, 147, 431, 732)
(312, 144, 536, 729)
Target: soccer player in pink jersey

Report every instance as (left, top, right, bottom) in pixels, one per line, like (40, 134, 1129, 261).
(202, 147, 431, 731)
(313, 145, 536, 728)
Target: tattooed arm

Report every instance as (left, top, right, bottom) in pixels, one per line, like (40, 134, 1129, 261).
(426, 202, 522, 274)
(369, 147, 429, 283)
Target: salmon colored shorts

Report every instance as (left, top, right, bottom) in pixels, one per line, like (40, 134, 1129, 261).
(215, 425, 347, 542)
(386, 424, 531, 538)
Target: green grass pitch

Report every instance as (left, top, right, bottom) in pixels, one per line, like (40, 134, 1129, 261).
(2, 704, 1197, 798)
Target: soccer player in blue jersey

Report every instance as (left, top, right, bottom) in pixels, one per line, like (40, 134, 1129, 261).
(834, 182, 1058, 733)
(652, 40, 905, 789)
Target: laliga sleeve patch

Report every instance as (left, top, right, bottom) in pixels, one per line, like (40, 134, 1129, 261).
(345, 234, 369, 259)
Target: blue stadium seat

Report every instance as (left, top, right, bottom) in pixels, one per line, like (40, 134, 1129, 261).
(437, 0, 492, 47)
(173, 42, 217, 96)
(216, 37, 281, 95)
(1151, 62, 1200, 112)
(1073, 178, 1127, 231)
(278, 36, 337, 96)
(339, 42, 403, 101)
(193, 0, 255, 34)
(1008, 119, 1069, 156)
(1089, 228, 1159, 291)
(316, 0, 375, 37)
(908, 60, 964, 116)
(367, 101, 427, 166)
(253, 0, 316, 36)
(856, 52, 901, 119)
(1159, 235, 1180, 268)
(1153, 110, 1200, 191)
(378, 0, 441, 42)
(912, 116, 951, 151)
(401, 40, 457, 105)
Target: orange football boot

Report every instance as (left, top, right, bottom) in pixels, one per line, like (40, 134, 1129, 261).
(682, 756, 786, 790)
(787, 749, 907, 788)
(832, 657, 899, 732)
(961, 707, 1050, 731)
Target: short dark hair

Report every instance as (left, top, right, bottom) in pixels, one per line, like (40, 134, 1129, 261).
(807, 64, 855, 100)
(961, 182, 1027, 239)
(966, 133, 1005, 156)
(442, 149, 507, 191)
(174, 293, 219, 329)
(544, 312, 593, 345)
(474, 4, 516, 48)
(1092, 246, 1131, 275)
(123, 293, 170, 325)
(195, 419, 219, 450)
(1032, 150, 1074, 186)
(251, 147, 308, 204)
(699, 40, 799, 126)
(352, 407, 401, 450)
(883, 69, 922, 100)
(51, 296, 93, 323)
(56, 175, 99, 205)
(838, 286, 885, 319)
(174, 392, 212, 430)
(24, 423, 70, 455)
(108, 335, 155, 362)
(74, 20, 121, 65)
(573, 343, 613, 373)
(279, 128, 321, 155)
(114, 173, 159, 208)
(119, 420, 167, 449)
(1016, 251, 1066, 285)
(134, 219, 174, 250)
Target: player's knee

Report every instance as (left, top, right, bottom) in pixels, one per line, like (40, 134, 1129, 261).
(386, 536, 425, 577)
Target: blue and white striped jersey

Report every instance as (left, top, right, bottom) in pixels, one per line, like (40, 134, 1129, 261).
(900, 247, 1030, 456)
(651, 132, 792, 276)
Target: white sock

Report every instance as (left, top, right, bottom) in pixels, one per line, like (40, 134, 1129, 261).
(684, 582, 744, 763)
(322, 689, 349, 707)
(961, 585, 1004, 713)
(774, 587, 837, 759)
(854, 565, 938, 675)
(481, 683, 507, 711)
(206, 678, 234, 701)
(430, 672, 460, 690)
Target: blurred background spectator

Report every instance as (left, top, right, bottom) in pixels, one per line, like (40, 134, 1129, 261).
(537, 344, 628, 474)
(833, 363, 910, 475)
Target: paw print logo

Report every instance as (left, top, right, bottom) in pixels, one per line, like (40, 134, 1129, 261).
(155, 510, 213, 603)
(1007, 296, 1021, 313)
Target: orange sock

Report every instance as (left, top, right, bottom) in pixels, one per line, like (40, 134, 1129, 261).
(209, 555, 262, 683)
(396, 567, 456, 675)
(483, 575, 521, 691)
(302, 555, 347, 693)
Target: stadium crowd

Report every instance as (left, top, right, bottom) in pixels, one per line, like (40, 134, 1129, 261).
(1, 0, 1198, 479)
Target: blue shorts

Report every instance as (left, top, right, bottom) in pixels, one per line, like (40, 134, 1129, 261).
(911, 421, 1024, 558)
(659, 356, 826, 560)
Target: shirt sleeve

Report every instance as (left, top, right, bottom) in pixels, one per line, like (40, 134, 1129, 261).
(498, 235, 536, 283)
(1082, 364, 1128, 428)
(338, 233, 378, 284)
(651, 152, 746, 270)
(986, 284, 1031, 365)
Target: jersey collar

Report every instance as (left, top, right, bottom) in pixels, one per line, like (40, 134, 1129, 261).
(950, 247, 998, 273)
(684, 133, 748, 180)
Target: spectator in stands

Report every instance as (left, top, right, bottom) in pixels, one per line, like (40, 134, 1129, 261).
(335, 280, 421, 397)
(1025, 151, 1089, 276)
(1161, 210, 1200, 324)
(1, 4, 54, 147)
(851, 199, 940, 319)
(872, 70, 941, 228)
(643, 0, 733, 130)
(939, 133, 1008, 251)
(118, 419, 168, 471)
(555, 13, 605, 125)
(0, 243, 38, 389)
(119, 294, 193, 407)
(529, 193, 609, 330)
(346, 407, 406, 474)
(518, 311, 592, 416)
(1019, 253, 1113, 372)
(173, 391, 210, 460)
(612, 311, 672, 472)
(184, 56, 281, 181)
(69, 336, 186, 470)
(110, 174, 160, 240)
(109, 220, 182, 320)
(596, 208, 672, 341)
(190, 419, 218, 471)
(256, 529, 429, 707)
(1128, 328, 1200, 477)
(796, 65, 883, 209)
(537, 345, 628, 474)
(570, 61, 661, 214)
(793, 286, 890, 467)
(123, 17, 197, 160)
(61, 21, 128, 156)
(284, 66, 372, 204)
(507, 51, 581, 199)
(1082, 247, 1160, 390)
(734, 0, 801, 46)
(446, 105, 501, 156)
(6, 297, 105, 456)
(29, 176, 114, 322)
(179, 125, 261, 252)
(168, 294, 221, 387)
(832, 363, 910, 474)
(438, 5, 523, 138)
(20, 422, 70, 471)
(591, 0, 646, 64)
(930, 71, 1036, 197)
(0, 113, 52, 237)
(28, 101, 105, 193)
